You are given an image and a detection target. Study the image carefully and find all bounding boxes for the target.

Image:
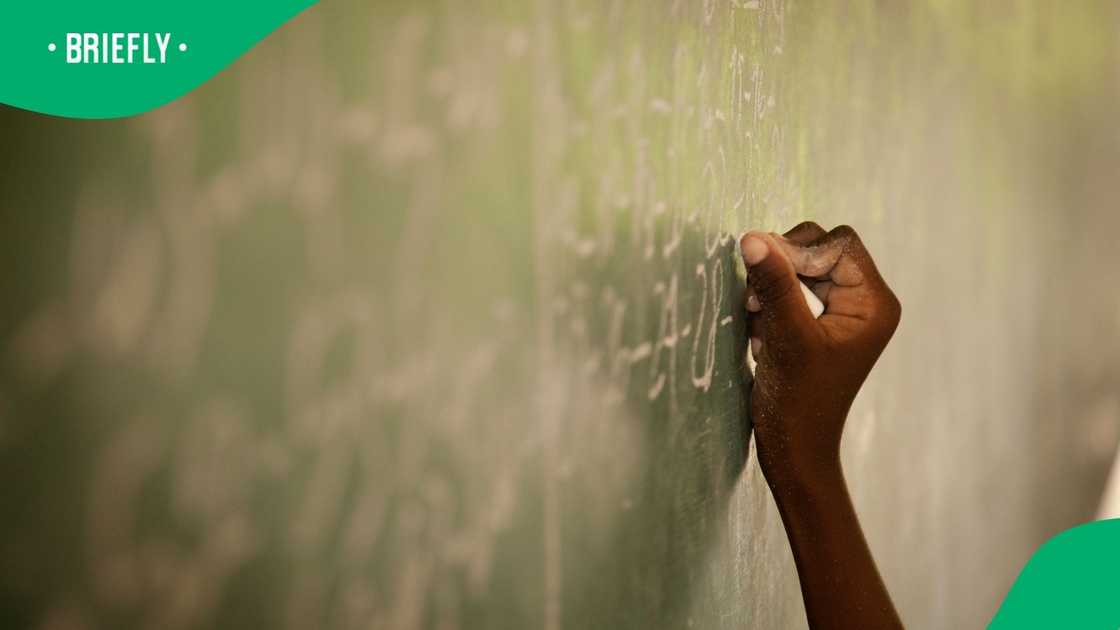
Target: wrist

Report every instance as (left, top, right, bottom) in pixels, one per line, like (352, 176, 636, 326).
(752, 405, 847, 500)
(760, 450, 845, 504)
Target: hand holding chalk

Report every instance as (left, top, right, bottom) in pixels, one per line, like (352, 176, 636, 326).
(738, 222, 901, 477)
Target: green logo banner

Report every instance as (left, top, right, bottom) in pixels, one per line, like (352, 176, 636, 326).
(990, 518, 1120, 628)
(0, 0, 316, 119)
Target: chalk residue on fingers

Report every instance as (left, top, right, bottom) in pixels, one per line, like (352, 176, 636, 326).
(737, 231, 825, 319)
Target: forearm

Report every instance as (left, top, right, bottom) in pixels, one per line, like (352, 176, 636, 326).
(768, 457, 903, 630)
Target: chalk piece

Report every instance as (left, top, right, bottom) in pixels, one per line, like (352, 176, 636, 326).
(800, 281, 825, 319)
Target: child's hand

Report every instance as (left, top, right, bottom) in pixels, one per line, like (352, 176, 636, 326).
(740, 222, 901, 488)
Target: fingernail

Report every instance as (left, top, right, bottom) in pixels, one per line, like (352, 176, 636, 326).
(747, 294, 761, 312)
(750, 336, 761, 356)
(740, 233, 769, 266)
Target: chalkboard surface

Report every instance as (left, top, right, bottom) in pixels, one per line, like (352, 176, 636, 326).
(1, 2, 1119, 629)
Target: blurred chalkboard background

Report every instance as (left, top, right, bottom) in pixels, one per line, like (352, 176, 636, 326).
(1, 2, 1119, 628)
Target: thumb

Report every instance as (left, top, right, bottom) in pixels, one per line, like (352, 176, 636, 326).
(740, 231, 815, 329)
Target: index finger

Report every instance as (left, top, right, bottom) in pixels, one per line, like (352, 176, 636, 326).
(773, 226, 866, 287)
(782, 221, 827, 245)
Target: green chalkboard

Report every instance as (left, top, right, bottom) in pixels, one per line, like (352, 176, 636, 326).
(1, 2, 1119, 629)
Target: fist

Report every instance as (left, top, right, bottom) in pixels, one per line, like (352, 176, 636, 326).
(740, 222, 901, 486)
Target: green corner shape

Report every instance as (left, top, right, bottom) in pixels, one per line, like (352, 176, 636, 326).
(0, 1, 317, 119)
(990, 518, 1120, 629)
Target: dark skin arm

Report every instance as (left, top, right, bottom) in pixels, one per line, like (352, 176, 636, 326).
(740, 222, 903, 630)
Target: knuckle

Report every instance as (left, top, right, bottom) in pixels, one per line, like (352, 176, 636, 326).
(792, 220, 825, 235)
(876, 288, 902, 332)
(889, 292, 902, 325)
(831, 224, 865, 250)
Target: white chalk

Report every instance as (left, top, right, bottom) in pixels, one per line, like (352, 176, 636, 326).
(800, 281, 825, 319)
